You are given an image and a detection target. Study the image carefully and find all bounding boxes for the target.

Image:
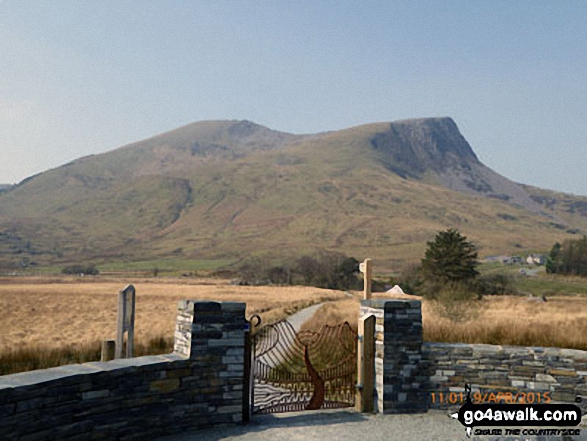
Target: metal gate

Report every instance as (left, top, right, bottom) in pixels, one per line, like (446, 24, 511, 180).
(249, 318, 357, 414)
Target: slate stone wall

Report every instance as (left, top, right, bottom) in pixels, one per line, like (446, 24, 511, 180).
(360, 299, 586, 418)
(0, 301, 246, 441)
(424, 342, 587, 415)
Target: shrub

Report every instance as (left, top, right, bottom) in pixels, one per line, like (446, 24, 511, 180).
(61, 265, 99, 275)
(396, 264, 426, 296)
(430, 281, 480, 323)
(477, 273, 517, 296)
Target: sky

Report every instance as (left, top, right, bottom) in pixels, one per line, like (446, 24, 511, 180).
(1, 1, 586, 194)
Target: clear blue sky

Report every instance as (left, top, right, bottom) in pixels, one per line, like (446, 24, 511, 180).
(1, 1, 586, 194)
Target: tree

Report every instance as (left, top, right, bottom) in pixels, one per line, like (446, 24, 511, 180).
(546, 242, 561, 274)
(334, 256, 360, 290)
(294, 252, 360, 290)
(421, 229, 479, 283)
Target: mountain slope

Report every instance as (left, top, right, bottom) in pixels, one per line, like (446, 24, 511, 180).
(0, 118, 584, 270)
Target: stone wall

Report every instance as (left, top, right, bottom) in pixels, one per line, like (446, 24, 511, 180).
(360, 299, 428, 414)
(3, 296, 586, 439)
(425, 342, 587, 415)
(361, 299, 586, 418)
(0, 301, 246, 441)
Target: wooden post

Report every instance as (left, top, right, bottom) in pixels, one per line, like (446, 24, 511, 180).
(359, 258, 372, 300)
(115, 285, 136, 359)
(356, 314, 375, 412)
(101, 340, 115, 362)
(126, 287, 135, 358)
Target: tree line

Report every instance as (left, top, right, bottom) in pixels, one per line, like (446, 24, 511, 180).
(234, 251, 362, 291)
(546, 236, 587, 276)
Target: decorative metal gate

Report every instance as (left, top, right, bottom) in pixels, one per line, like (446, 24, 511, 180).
(250, 318, 357, 414)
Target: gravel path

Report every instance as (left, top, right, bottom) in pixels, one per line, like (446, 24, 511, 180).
(156, 408, 585, 441)
(286, 302, 325, 331)
(156, 409, 464, 441)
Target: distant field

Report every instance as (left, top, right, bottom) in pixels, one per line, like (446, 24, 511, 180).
(0, 276, 346, 374)
(14, 258, 237, 276)
(478, 262, 587, 297)
(98, 258, 237, 273)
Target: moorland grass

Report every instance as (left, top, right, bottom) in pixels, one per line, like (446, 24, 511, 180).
(302, 293, 587, 351)
(0, 335, 175, 376)
(3, 274, 587, 376)
(0, 277, 346, 375)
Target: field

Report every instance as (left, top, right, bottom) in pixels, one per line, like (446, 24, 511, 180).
(0, 276, 346, 374)
(302, 292, 587, 351)
(3, 272, 587, 376)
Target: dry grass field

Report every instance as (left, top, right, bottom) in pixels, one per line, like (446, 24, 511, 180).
(424, 295, 587, 349)
(2, 275, 587, 375)
(0, 276, 346, 374)
(302, 293, 587, 351)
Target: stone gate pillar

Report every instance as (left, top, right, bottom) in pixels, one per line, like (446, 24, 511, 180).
(360, 299, 428, 413)
(173, 300, 246, 423)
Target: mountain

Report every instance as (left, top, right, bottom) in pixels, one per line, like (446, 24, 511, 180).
(0, 117, 585, 271)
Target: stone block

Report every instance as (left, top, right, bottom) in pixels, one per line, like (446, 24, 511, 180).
(215, 404, 242, 414)
(549, 368, 578, 377)
(535, 373, 557, 383)
(81, 389, 109, 400)
(150, 379, 180, 393)
(165, 369, 192, 379)
(208, 339, 243, 347)
(551, 391, 579, 402)
(526, 382, 551, 391)
(222, 391, 242, 400)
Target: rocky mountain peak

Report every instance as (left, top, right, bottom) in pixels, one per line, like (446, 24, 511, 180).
(369, 117, 478, 179)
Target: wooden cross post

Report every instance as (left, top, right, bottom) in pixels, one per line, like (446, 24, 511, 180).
(115, 284, 136, 359)
(359, 258, 372, 300)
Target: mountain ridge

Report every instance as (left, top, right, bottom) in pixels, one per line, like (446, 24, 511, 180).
(0, 117, 584, 270)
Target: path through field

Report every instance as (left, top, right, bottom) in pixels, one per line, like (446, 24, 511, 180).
(286, 302, 325, 331)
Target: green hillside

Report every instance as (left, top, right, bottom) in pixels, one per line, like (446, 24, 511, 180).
(1, 118, 585, 272)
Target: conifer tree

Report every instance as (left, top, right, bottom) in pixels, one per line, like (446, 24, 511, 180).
(546, 242, 562, 274)
(421, 228, 479, 283)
